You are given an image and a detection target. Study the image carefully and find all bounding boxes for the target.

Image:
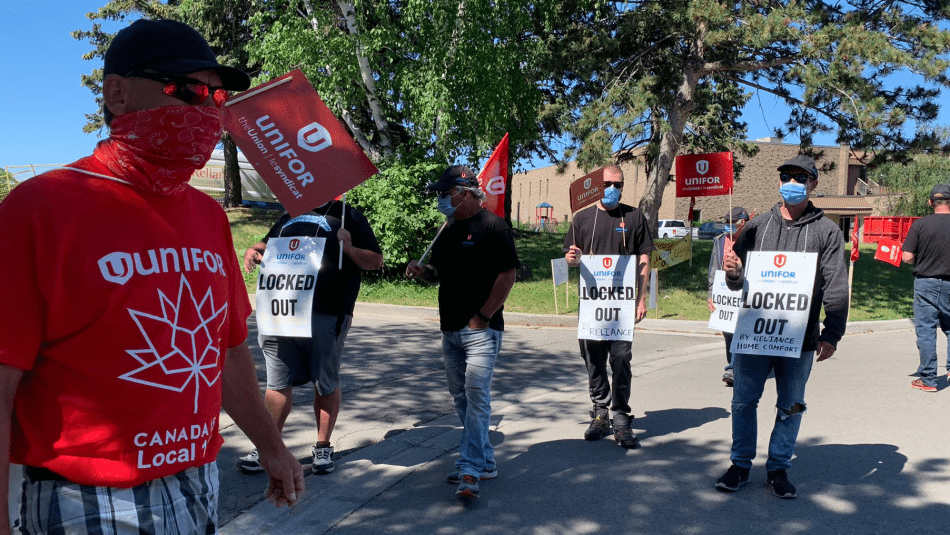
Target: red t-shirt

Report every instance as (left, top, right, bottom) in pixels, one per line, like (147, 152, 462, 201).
(0, 157, 251, 487)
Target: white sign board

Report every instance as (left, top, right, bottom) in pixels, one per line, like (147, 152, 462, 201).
(707, 270, 743, 333)
(552, 258, 569, 286)
(255, 237, 326, 337)
(577, 255, 638, 341)
(730, 252, 817, 358)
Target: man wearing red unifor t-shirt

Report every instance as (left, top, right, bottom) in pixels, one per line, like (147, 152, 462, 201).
(0, 20, 303, 534)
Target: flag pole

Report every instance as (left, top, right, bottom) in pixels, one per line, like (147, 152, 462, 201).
(338, 194, 346, 270)
(551, 259, 559, 315)
(419, 219, 449, 264)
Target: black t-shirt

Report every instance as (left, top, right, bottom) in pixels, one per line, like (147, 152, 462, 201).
(902, 213, 950, 279)
(430, 209, 520, 332)
(562, 204, 655, 257)
(262, 202, 381, 315)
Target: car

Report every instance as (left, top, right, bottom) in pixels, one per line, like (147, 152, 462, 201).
(657, 219, 690, 239)
(697, 221, 735, 240)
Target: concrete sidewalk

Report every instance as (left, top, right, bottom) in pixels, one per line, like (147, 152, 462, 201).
(221, 305, 949, 535)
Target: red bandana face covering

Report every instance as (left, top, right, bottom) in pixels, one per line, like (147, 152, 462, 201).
(94, 105, 223, 195)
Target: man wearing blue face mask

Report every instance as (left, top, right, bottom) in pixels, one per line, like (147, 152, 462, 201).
(715, 154, 848, 499)
(563, 165, 654, 448)
(405, 165, 519, 499)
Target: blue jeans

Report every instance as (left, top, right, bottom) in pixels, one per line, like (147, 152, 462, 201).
(913, 277, 950, 387)
(723, 332, 735, 372)
(730, 351, 815, 472)
(442, 327, 503, 478)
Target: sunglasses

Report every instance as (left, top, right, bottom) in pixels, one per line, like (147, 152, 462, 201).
(128, 71, 230, 107)
(779, 172, 812, 184)
(604, 181, 624, 189)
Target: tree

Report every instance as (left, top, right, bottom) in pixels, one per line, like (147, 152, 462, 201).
(872, 154, 950, 216)
(546, 1, 950, 223)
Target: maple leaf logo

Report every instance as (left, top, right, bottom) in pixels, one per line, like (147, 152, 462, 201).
(120, 275, 229, 413)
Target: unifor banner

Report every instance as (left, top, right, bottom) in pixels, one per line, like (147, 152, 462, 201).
(675, 152, 734, 197)
(650, 235, 692, 271)
(730, 251, 817, 358)
(477, 133, 509, 218)
(256, 237, 325, 337)
(569, 168, 605, 213)
(223, 69, 378, 217)
(577, 255, 638, 341)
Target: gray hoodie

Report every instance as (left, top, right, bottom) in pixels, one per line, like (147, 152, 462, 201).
(725, 202, 849, 351)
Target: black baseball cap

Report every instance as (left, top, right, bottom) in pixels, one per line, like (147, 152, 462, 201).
(104, 19, 251, 91)
(778, 155, 819, 180)
(930, 184, 950, 200)
(426, 165, 479, 193)
(724, 207, 750, 222)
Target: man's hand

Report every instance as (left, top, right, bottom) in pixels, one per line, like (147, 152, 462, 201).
(468, 315, 489, 330)
(723, 249, 742, 278)
(816, 341, 836, 362)
(565, 245, 582, 267)
(338, 228, 353, 255)
(635, 300, 647, 323)
(243, 246, 264, 274)
(259, 446, 305, 508)
(707, 298, 716, 313)
(406, 260, 425, 279)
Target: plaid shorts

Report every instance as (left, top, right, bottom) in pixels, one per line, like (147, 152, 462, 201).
(15, 462, 219, 535)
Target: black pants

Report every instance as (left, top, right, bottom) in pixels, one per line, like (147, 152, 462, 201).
(579, 339, 633, 419)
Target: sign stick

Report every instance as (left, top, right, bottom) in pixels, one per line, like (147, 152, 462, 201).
(551, 259, 559, 315)
(339, 194, 347, 270)
(728, 188, 734, 241)
(419, 219, 449, 264)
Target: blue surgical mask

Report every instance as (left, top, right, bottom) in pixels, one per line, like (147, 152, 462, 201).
(437, 195, 457, 217)
(602, 186, 621, 209)
(780, 182, 808, 205)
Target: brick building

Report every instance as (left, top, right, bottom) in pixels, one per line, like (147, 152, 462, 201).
(511, 140, 875, 236)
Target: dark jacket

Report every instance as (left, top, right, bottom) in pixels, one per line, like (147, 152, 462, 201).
(725, 202, 849, 350)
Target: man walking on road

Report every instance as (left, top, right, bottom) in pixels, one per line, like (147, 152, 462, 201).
(717, 155, 848, 499)
(563, 164, 653, 449)
(405, 165, 519, 499)
(708, 207, 750, 386)
(901, 184, 950, 393)
(0, 19, 301, 533)
(239, 200, 383, 474)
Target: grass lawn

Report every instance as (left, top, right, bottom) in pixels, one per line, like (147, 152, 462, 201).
(226, 208, 912, 321)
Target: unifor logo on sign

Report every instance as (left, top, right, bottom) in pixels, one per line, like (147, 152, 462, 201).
(289, 239, 300, 251)
(485, 175, 505, 194)
(774, 254, 787, 268)
(584, 178, 592, 189)
(603, 257, 613, 269)
(297, 122, 332, 153)
(696, 160, 709, 175)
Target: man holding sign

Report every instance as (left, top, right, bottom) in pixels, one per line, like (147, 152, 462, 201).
(716, 155, 848, 499)
(240, 201, 382, 475)
(563, 165, 653, 448)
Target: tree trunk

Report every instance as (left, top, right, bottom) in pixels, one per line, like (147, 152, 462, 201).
(222, 133, 242, 208)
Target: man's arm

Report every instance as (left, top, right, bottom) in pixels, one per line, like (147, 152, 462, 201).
(636, 253, 650, 323)
(222, 343, 303, 508)
(0, 365, 23, 535)
(469, 268, 517, 329)
(338, 229, 383, 270)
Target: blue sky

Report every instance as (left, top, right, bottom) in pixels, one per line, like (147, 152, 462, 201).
(1, 1, 947, 180)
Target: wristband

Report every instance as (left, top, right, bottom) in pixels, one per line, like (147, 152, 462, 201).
(475, 310, 491, 323)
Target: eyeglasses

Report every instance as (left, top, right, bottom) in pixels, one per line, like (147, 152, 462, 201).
(604, 181, 624, 189)
(779, 172, 811, 184)
(127, 71, 230, 107)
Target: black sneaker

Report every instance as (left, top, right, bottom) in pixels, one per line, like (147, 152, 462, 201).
(613, 424, 639, 448)
(455, 475, 479, 498)
(722, 371, 734, 387)
(584, 410, 610, 441)
(312, 444, 335, 474)
(715, 464, 750, 492)
(766, 469, 797, 499)
(237, 449, 264, 473)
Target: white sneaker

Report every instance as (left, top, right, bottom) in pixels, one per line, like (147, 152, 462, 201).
(237, 449, 263, 473)
(312, 444, 335, 474)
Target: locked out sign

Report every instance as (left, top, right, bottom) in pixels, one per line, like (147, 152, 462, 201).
(577, 255, 638, 341)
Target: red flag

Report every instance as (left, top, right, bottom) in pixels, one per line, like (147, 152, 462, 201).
(873, 238, 902, 266)
(223, 69, 378, 217)
(850, 224, 859, 262)
(477, 133, 509, 218)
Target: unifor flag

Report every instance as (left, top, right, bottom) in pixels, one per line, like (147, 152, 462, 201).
(477, 133, 509, 218)
(873, 237, 902, 266)
(222, 69, 378, 217)
(850, 223, 859, 262)
(675, 152, 734, 197)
